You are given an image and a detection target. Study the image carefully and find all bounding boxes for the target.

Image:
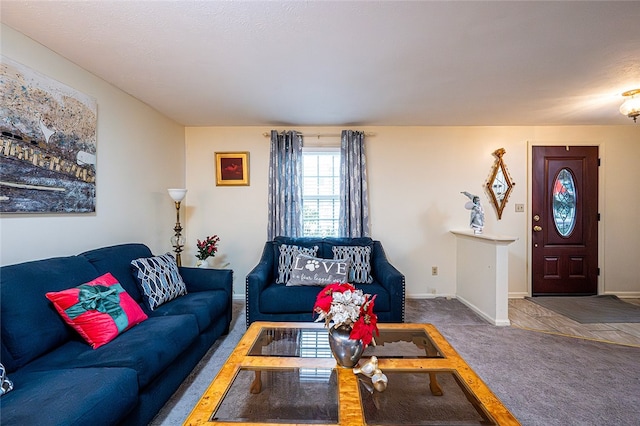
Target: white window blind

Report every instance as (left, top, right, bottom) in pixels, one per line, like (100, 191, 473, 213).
(302, 148, 340, 237)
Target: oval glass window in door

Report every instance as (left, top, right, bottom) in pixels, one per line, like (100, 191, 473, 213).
(552, 168, 577, 236)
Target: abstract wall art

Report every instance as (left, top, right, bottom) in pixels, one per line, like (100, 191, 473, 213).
(0, 56, 97, 213)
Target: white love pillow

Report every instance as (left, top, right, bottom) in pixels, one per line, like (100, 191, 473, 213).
(286, 254, 350, 286)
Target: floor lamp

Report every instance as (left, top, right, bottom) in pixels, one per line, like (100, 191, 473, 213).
(167, 188, 187, 266)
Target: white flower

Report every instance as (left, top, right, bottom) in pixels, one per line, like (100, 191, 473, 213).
(326, 289, 366, 327)
(313, 283, 379, 348)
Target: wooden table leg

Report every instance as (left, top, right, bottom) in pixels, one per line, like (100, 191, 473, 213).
(429, 372, 443, 396)
(249, 370, 262, 394)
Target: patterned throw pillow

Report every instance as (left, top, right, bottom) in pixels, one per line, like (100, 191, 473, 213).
(0, 363, 13, 396)
(286, 254, 350, 286)
(131, 253, 187, 310)
(276, 244, 319, 283)
(45, 273, 148, 349)
(332, 245, 374, 283)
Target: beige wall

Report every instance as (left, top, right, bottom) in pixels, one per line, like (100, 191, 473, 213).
(1, 25, 186, 266)
(184, 126, 640, 298)
(3, 24, 638, 300)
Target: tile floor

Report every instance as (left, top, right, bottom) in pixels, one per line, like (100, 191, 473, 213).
(508, 298, 640, 347)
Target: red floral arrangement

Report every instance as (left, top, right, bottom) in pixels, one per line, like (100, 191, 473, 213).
(196, 235, 220, 261)
(313, 282, 379, 347)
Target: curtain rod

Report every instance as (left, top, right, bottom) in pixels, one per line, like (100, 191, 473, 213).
(262, 132, 375, 139)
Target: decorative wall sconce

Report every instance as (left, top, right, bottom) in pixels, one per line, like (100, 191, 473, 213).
(167, 188, 187, 266)
(620, 89, 640, 122)
(486, 148, 515, 220)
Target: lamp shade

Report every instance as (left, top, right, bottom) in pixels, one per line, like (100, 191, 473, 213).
(167, 188, 187, 202)
(620, 89, 640, 121)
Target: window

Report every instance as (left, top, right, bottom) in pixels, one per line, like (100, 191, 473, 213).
(302, 148, 340, 237)
(553, 168, 577, 237)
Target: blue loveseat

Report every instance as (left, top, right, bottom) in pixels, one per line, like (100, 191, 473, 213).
(0, 243, 233, 425)
(246, 237, 405, 327)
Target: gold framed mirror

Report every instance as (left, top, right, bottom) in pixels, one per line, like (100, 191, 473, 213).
(486, 148, 515, 219)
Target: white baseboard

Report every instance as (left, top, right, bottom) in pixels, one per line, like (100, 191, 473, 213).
(603, 291, 640, 299)
(505, 291, 640, 299)
(407, 293, 457, 299)
(456, 295, 511, 327)
(508, 292, 529, 299)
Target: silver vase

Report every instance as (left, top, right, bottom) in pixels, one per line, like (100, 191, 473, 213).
(328, 324, 364, 368)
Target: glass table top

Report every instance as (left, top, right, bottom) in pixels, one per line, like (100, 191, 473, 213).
(185, 323, 520, 425)
(210, 367, 495, 425)
(248, 327, 443, 359)
(358, 371, 496, 425)
(211, 367, 339, 424)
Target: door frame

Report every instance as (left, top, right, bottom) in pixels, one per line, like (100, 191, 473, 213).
(526, 141, 605, 297)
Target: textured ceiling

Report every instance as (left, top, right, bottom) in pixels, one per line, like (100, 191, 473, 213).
(2, 1, 640, 126)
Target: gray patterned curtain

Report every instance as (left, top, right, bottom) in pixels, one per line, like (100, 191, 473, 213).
(267, 130, 304, 240)
(339, 130, 370, 237)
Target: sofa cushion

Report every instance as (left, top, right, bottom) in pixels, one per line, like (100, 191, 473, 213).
(272, 237, 324, 280)
(148, 290, 229, 332)
(20, 315, 199, 388)
(45, 273, 148, 349)
(359, 283, 390, 312)
(319, 237, 374, 258)
(260, 284, 321, 314)
(275, 244, 319, 284)
(131, 253, 187, 310)
(0, 256, 100, 371)
(81, 243, 154, 303)
(0, 362, 13, 395)
(1, 367, 138, 426)
(273, 236, 326, 248)
(261, 282, 390, 314)
(332, 245, 374, 283)
(286, 253, 350, 286)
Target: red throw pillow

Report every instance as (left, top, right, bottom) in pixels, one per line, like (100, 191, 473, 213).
(46, 272, 148, 349)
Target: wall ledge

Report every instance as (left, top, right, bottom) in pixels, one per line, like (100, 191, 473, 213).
(450, 229, 518, 244)
(451, 230, 517, 327)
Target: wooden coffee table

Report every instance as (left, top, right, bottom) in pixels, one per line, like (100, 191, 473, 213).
(184, 322, 520, 425)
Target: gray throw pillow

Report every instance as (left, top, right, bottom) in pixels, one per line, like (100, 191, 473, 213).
(332, 245, 373, 283)
(131, 253, 187, 310)
(276, 244, 319, 284)
(286, 254, 350, 286)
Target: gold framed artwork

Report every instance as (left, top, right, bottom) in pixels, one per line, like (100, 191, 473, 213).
(215, 152, 249, 186)
(486, 148, 515, 219)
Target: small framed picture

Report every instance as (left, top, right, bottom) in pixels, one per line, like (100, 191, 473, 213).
(215, 152, 249, 186)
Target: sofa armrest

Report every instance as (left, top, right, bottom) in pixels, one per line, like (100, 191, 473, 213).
(246, 261, 273, 291)
(179, 267, 233, 293)
(372, 241, 406, 322)
(179, 267, 233, 333)
(245, 243, 275, 327)
(246, 243, 275, 292)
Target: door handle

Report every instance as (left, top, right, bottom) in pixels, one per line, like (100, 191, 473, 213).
(533, 226, 543, 232)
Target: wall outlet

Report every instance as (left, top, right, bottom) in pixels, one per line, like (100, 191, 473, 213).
(515, 203, 525, 212)
(431, 266, 438, 276)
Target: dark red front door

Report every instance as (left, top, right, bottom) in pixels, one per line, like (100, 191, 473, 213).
(532, 146, 599, 295)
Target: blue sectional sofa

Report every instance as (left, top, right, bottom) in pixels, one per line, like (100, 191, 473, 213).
(0, 243, 233, 425)
(246, 237, 405, 327)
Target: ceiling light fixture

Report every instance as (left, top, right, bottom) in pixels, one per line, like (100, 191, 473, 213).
(620, 89, 640, 122)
